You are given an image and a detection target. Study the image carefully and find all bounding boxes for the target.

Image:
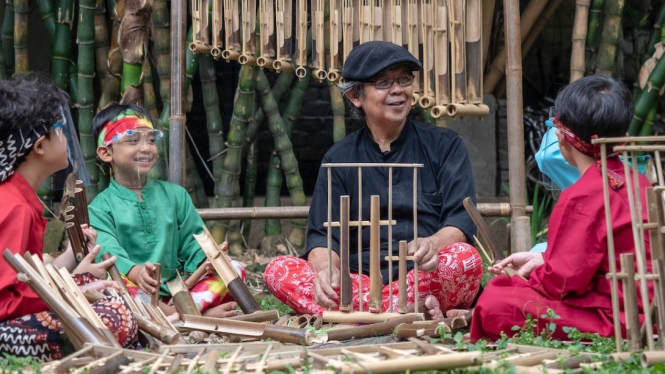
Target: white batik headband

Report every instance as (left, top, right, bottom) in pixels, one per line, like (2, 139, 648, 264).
(0, 123, 50, 182)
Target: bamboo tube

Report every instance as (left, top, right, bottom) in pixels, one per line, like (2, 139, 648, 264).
(238, 0, 256, 65)
(166, 272, 201, 317)
(195, 225, 262, 314)
(620, 254, 641, 351)
(504, 0, 530, 253)
(369, 195, 382, 313)
(2, 0, 14, 76)
(449, 0, 465, 105)
(221, 0, 241, 61)
(398, 240, 407, 312)
(406, 0, 420, 105)
(37, 0, 56, 42)
(430, 0, 448, 119)
(484, 0, 549, 94)
(359, 0, 371, 43)
(418, 0, 434, 109)
(272, 0, 293, 72)
(257, 0, 275, 69)
(65, 216, 87, 263)
(372, 0, 384, 41)
(394, 320, 451, 338)
(339, 195, 352, 312)
(340, 351, 481, 373)
(184, 260, 209, 289)
(75, 181, 90, 225)
(169, 0, 187, 185)
(322, 310, 424, 323)
(327, 0, 342, 82)
(326, 314, 422, 341)
(341, 0, 354, 62)
(12, 0, 27, 73)
(642, 351, 665, 368)
(311, 0, 325, 81)
(646, 188, 664, 264)
(181, 315, 316, 345)
(570, 0, 590, 82)
(595, 0, 624, 76)
(211, 0, 222, 57)
(101, 253, 131, 296)
(387, 0, 402, 45)
(652, 259, 665, 345)
(295, 0, 308, 78)
(151, 263, 161, 306)
(190, 0, 210, 53)
(466, 0, 484, 107)
(585, 0, 604, 74)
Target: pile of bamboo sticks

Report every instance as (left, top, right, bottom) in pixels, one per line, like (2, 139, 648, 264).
(190, 0, 489, 118)
(593, 135, 665, 368)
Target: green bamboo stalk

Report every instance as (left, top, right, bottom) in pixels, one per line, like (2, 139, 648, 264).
(595, 0, 624, 76)
(645, 2, 665, 59)
(2, 0, 14, 76)
(117, 0, 152, 104)
(97, 10, 121, 110)
(184, 26, 200, 111)
(628, 52, 665, 136)
(241, 140, 258, 242)
(144, 58, 167, 181)
(13, 0, 28, 73)
(256, 70, 307, 251)
(330, 81, 345, 142)
(52, 0, 74, 89)
(78, 0, 98, 198)
(37, 0, 57, 42)
(0, 39, 5, 80)
(152, 0, 170, 127)
(637, 103, 657, 138)
(185, 143, 209, 208)
(93, 0, 109, 82)
(584, 0, 604, 74)
(216, 65, 258, 251)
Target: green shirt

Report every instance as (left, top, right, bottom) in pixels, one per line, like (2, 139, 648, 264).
(90, 178, 207, 295)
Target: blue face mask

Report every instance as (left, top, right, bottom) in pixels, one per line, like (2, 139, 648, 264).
(534, 128, 580, 191)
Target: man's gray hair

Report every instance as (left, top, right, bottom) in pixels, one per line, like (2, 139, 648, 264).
(337, 80, 365, 120)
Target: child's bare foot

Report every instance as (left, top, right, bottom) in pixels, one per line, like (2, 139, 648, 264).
(202, 302, 238, 318)
(407, 295, 444, 320)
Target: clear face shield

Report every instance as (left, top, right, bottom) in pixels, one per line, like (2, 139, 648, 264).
(102, 124, 163, 190)
(52, 106, 92, 190)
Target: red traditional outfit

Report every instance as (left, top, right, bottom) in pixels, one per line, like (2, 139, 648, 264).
(0, 173, 137, 360)
(471, 157, 654, 341)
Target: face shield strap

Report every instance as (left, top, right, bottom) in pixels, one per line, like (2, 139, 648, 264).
(98, 114, 154, 147)
(0, 123, 49, 182)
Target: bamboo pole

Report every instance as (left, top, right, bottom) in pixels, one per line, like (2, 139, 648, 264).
(222, 0, 241, 61)
(238, 0, 257, 65)
(311, 0, 325, 81)
(339, 195, 352, 312)
(570, 0, 590, 82)
(2, 0, 14, 75)
(481, 0, 495, 67)
(12, 0, 27, 73)
(504, 0, 530, 253)
(398, 240, 407, 312)
(97, 7, 121, 111)
(327, 0, 342, 82)
(585, 0, 604, 75)
(331, 81, 346, 141)
(595, 0, 624, 76)
(169, 0, 187, 186)
(369, 195, 382, 312)
(628, 50, 665, 136)
(52, 0, 74, 89)
(241, 140, 258, 241)
(37, 0, 56, 43)
(484, 0, 549, 94)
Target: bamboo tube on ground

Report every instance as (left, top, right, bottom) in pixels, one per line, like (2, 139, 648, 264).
(642, 351, 665, 368)
(418, 0, 434, 109)
(398, 240, 407, 313)
(257, 0, 276, 69)
(195, 225, 262, 314)
(394, 320, 451, 338)
(570, 0, 590, 82)
(484, 0, 549, 94)
(295, 0, 308, 78)
(322, 310, 425, 323)
(166, 272, 201, 317)
(620, 253, 641, 351)
(181, 315, 316, 345)
(430, 0, 448, 119)
(273, 0, 294, 72)
(339, 195, 352, 312)
(369, 195, 383, 313)
(339, 351, 481, 373)
(222, 0, 241, 61)
(326, 314, 422, 341)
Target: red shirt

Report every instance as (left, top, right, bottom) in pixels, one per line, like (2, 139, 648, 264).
(0, 173, 47, 321)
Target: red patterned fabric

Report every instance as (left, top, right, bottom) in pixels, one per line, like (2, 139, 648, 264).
(264, 242, 483, 315)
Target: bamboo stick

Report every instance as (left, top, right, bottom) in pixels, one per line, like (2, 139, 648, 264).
(326, 314, 422, 341)
(257, 0, 275, 69)
(339, 351, 481, 373)
(151, 263, 161, 306)
(238, 0, 257, 65)
(295, 0, 308, 78)
(311, 0, 325, 81)
(652, 259, 665, 346)
(222, 0, 241, 61)
(398, 240, 407, 312)
(430, 0, 449, 119)
(620, 253, 641, 351)
(273, 0, 294, 72)
(190, 0, 210, 53)
(595, 0, 624, 76)
(418, 0, 434, 108)
(339, 195, 352, 312)
(327, 0, 342, 82)
(406, 0, 420, 105)
(570, 0, 590, 82)
(182, 315, 316, 345)
(369, 195, 382, 313)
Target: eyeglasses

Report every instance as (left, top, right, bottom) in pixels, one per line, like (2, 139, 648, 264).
(113, 129, 164, 147)
(369, 75, 415, 90)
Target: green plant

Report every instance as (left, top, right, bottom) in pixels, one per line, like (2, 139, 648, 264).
(0, 353, 42, 373)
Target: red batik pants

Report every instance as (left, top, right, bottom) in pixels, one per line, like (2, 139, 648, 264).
(264, 242, 483, 315)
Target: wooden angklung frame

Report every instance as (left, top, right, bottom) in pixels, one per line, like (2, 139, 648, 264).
(320, 162, 425, 324)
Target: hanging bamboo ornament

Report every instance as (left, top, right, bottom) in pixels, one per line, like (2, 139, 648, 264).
(369, 195, 383, 313)
(295, 0, 308, 78)
(448, 0, 465, 104)
(341, 0, 355, 63)
(194, 225, 262, 314)
(406, 0, 421, 105)
(430, 0, 449, 119)
(372, 0, 384, 41)
(211, 0, 223, 58)
(238, 0, 256, 65)
(222, 0, 241, 61)
(359, 0, 372, 43)
(327, 0, 343, 82)
(388, 0, 402, 45)
(311, 0, 327, 81)
(257, 0, 275, 69)
(190, 0, 210, 53)
(418, 0, 435, 108)
(273, 0, 294, 72)
(339, 195, 352, 312)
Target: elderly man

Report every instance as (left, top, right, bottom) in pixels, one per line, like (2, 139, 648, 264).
(264, 41, 482, 319)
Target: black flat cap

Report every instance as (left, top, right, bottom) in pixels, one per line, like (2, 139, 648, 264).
(342, 41, 422, 81)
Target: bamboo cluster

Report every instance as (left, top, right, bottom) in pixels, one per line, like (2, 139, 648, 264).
(189, 0, 489, 118)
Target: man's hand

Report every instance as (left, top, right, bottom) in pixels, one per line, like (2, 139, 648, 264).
(313, 265, 341, 308)
(72, 246, 117, 279)
(488, 252, 544, 279)
(79, 280, 120, 293)
(136, 262, 160, 294)
(407, 237, 440, 272)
